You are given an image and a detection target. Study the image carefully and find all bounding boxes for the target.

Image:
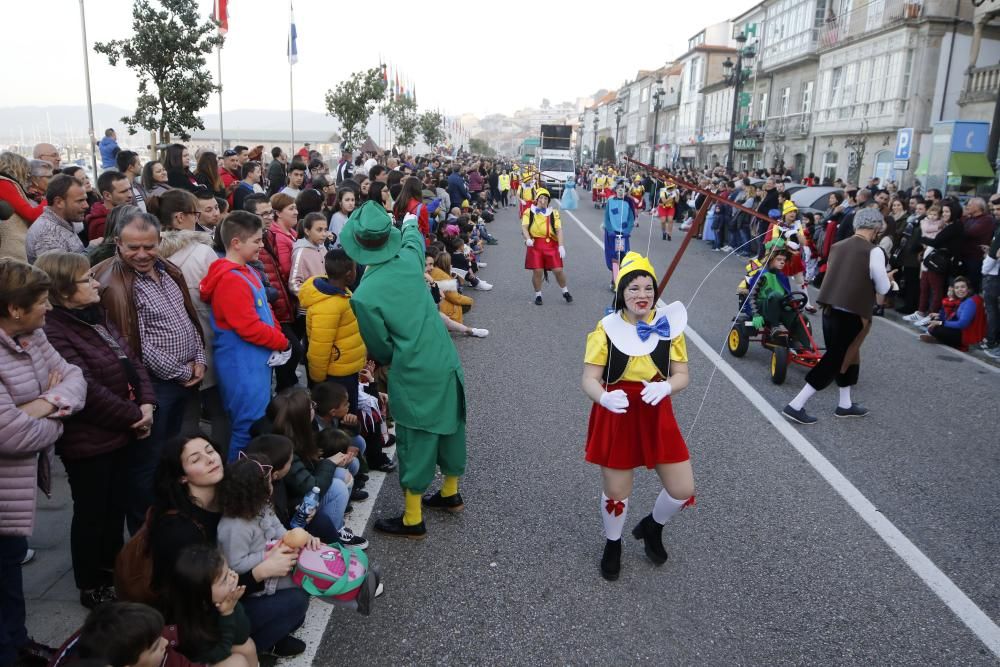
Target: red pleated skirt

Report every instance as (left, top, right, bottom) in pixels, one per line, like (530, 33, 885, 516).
(783, 253, 806, 276)
(585, 381, 690, 470)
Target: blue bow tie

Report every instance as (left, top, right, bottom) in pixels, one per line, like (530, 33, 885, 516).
(636, 316, 671, 342)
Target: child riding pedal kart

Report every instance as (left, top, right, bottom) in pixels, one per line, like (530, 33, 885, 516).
(729, 240, 822, 383)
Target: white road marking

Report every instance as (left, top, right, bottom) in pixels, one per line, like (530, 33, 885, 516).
(563, 208, 1000, 657)
(285, 441, 396, 667)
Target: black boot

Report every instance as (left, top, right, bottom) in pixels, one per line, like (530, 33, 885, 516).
(600, 539, 622, 581)
(631, 514, 668, 565)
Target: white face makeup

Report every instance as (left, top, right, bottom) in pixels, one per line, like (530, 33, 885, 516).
(623, 275, 656, 319)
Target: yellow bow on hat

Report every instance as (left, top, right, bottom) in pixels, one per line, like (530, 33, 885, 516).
(782, 200, 798, 216)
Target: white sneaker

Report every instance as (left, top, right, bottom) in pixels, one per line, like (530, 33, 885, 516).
(477, 262, 487, 268)
(902, 312, 922, 322)
(913, 315, 933, 327)
(474, 280, 493, 291)
(21, 548, 35, 565)
(721, 245, 733, 252)
(469, 328, 489, 338)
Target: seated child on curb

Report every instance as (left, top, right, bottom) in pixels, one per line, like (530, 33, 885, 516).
(67, 602, 189, 667)
(217, 454, 322, 596)
(200, 211, 289, 459)
(429, 252, 473, 324)
(268, 389, 368, 549)
(311, 381, 376, 474)
(163, 544, 259, 667)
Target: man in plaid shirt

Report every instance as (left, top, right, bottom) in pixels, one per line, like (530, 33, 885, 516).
(93, 211, 207, 531)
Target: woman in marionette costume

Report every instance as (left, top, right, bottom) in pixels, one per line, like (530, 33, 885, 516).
(581, 252, 695, 581)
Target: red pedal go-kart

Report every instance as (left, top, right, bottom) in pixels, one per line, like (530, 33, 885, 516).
(727, 292, 823, 384)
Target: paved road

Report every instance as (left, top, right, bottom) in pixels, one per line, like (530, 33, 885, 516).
(315, 196, 1000, 665)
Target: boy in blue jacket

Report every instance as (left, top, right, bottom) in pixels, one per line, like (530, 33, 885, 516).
(603, 179, 636, 290)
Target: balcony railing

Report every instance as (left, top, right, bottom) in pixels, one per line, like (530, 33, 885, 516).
(959, 63, 1000, 106)
(736, 120, 768, 139)
(764, 112, 812, 138)
(819, 0, 922, 50)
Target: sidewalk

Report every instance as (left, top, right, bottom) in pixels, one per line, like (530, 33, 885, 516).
(24, 459, 88, 649)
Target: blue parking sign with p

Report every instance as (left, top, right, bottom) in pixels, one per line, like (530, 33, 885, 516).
(895, 128, 913, 161)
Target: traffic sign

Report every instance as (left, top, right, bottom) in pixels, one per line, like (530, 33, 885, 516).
(895, 128, 913, 161)
(893, 159, 909, 171)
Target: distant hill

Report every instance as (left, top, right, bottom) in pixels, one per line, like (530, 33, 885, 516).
(0, 105, 340, 144)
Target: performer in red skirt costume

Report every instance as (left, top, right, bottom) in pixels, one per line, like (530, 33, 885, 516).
(581, 252, 695, 581)
(522, 188, 572, 306)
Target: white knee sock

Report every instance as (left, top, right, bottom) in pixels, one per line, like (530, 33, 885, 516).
(601, 493, 629, 541)
(652, 490, 692, 525)
(838, 386, 852, 409)
(788, 383, 817, 410)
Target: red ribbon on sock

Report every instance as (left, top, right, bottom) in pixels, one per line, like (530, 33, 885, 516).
(604, 498, 625, 516)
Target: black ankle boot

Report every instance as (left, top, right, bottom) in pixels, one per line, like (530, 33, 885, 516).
(600, 539, 622, 581)
(631, 514, 668, 565)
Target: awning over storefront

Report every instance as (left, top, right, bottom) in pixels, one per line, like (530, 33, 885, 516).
(914, 155, 929, 177)
(948, 152, 995, 180)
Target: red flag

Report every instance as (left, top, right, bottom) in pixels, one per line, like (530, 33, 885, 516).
(212, 0, 229, 34)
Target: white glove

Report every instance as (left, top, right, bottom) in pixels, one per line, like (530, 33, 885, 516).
(525, 238, 534, 247)
(640, 380, 672, 406)
(558, 245, 566, 259)
(267, 348, 292, 368)
(599, 389, 629, 414)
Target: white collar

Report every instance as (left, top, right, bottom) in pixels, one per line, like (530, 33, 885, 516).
(600, 300, 688, 356)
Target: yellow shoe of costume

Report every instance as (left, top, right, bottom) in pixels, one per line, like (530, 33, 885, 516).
(423, 476, 465, 513)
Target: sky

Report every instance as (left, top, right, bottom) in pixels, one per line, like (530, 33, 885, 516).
(4, 0, 749, 119)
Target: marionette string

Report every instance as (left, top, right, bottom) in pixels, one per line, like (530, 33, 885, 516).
(683, 234, 783, 435)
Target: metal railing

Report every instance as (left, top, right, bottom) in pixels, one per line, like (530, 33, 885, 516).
(819, 0, 922, 49)
(763, 112, 812, 138)
(959, 63, 1000, 105)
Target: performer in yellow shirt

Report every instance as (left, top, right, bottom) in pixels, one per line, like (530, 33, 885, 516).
(581, 252, 695, 581)
(522, 188, 572, 306)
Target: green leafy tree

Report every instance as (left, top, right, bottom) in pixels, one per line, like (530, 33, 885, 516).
(384, 95, 419, 150)
(597, 137, 616, 162)
(418, 111, 446, 148)
(469, 138, 496, 157)
(94, 0, 223, 145)
(324, 68, 387, 151)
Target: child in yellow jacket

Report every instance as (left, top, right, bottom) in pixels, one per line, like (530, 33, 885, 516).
(428, 251, 473, 324)
(298, 249, 367, 410)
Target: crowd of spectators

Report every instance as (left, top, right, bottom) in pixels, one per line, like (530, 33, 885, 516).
(577, 162, 999, 357)
(0, 136, 509, 667)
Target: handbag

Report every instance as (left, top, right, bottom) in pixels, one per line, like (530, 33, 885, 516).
(924, 249, 952, 274)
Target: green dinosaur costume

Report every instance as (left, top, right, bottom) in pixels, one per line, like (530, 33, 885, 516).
(340, 201, 467, 536)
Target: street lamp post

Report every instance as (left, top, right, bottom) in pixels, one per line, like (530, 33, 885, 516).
(650, 78, 665, 169)
(614, 101, 624, 165)
(592, 115, 599, 165)
(577, 113, 584, 165)
(722, 32, 755, 173)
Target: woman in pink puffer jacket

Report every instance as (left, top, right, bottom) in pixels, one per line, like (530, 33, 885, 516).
(0, 259, 85, 665)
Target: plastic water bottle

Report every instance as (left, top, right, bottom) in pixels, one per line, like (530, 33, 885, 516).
(291, 487, 320, 529)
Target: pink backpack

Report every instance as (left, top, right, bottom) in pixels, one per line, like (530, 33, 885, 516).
(291, 543, 378, 613)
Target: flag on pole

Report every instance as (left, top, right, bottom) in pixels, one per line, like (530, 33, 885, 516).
(288, 5, 298, 64)
(212, 0, 229, 34)
(413, 84, 417, 105)
(395, 72, 401, 98)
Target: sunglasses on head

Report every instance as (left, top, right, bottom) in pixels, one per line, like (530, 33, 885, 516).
(223, 149, 238, 157)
